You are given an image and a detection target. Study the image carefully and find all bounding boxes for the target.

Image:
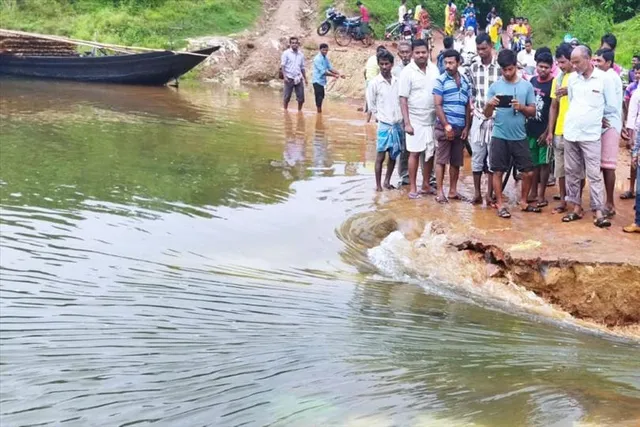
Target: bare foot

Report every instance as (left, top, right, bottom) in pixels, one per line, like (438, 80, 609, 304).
(383, 183, 396, 190)
(376, 186, 383, 192)
(470, 196, 482, 205)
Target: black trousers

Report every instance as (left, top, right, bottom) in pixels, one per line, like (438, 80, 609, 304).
(313, 83, 325, 108)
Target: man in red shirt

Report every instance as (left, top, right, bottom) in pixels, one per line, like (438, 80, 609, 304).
(356, 1, 370, 38)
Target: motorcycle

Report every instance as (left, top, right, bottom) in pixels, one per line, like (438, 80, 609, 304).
(384, 12, 417, 42)
(334, 16, 375, 47)
(317, 7, 346, 36)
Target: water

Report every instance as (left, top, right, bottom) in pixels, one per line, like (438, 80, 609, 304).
(1, 79, 639, 427)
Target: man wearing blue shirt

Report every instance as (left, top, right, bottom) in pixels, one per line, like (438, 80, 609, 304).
(312, 43, 344, 113)
(484, 49, 538, 219)
(433, 49, 471, 203)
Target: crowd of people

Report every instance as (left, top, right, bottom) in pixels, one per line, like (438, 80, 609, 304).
(361, 33, 639, 231)
(279, 4, 640, 233)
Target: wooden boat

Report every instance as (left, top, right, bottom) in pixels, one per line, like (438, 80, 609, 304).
(0, 29, 219, 85)
(0, 46, 219, 85)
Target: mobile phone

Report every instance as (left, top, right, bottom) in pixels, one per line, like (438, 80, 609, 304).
(497, 95, 513, 108)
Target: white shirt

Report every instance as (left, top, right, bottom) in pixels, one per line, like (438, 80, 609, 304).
(565, 68, 613, 142)
(398, 60, 440, 125)
(367, 73, 403, 124)
(517, 49, 536, 69)
(398, 4, 407, 22)
(626, 86, 640, 132)
(602, 68, 623, 133)
(463, 35, 477, 54)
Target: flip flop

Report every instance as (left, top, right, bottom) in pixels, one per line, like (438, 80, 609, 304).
(384, 184, 397, 190)
(536, 200, 549, 208)
(419, 188, 436, 195)
(562, 212, 583, 222)
(620, 191, 634, 200)
(436, 196, 449, 204)
(552, 205, 567, 214)
(448, 194, 467, 202)
(408, 192, 422, 200)
(521, 205, 542, 213)
(553, 194, 562, 201)
(603, 208, 616, 219)
(470, 197, 483, 205)
(594, 217, 612, 228)
(497, 207, 511, 218)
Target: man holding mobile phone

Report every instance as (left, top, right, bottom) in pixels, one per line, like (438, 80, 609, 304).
(484, 49, 538, 219)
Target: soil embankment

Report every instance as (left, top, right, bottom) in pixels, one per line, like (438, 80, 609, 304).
(189, 0, 443, 99)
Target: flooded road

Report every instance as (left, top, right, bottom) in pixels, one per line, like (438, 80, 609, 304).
(1, 79, 639, 426)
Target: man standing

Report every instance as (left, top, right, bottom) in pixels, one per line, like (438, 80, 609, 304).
(562, 45, 613, 228)
(312, 43, 344, 114)
(399, 39, 440, 199)
(623, 79, 640, 233)
(281, 37, 306, 111)
(393, 40, 413, 186)
(594, 48, 623, 218)
(367, 50, 404, 191)
(433, 49, 471, 203)
(484, 49, 538, 219)
(356, 1, 370, 39)
(546, 43, 574, 214)
(469, 33, 501, 206)
(629, 55, 639, 84)
(517, 39, 536, 71)
(621, 63, 640, 200)
(398, 0, 408, 23)
(526, 51, 554, 208)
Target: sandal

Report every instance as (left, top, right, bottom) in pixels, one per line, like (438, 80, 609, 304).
(603, 208, 616, 219)
(620, 191, 634, 200)
(562, 212, 583, 222)
(408, 192, 422, 200)
(497, 207, 511, 219)
(436, 195, 449, 204)
(552, 205, 567, 214)
(594, 217, 612, 228)
(536, 200, 549, 208)
(521, 205, 542, 213)
(448, 194, 468, 202)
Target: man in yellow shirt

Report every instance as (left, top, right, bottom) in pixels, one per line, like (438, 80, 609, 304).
(546, 43, 577, 214)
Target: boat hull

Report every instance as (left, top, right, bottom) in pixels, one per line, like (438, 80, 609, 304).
(0, 47, 218, 85)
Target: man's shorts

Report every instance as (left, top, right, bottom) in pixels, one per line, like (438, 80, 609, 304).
(434, 124, 464, 167)
(313, 83, 325, 108)
(553, 135, 565, 178)
(600, 127, 620, 170)
(490, 137, 534, 173)
(528, 135, 550, 166)
(406, 122, 435, 158)
(284, 80, 304, 103)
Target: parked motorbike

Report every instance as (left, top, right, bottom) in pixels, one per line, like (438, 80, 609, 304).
(334, 16, 375, 47)
(384, 12, 417, 42)
(317, 7, 346, 36)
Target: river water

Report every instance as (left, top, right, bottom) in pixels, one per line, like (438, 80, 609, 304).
(1, 79, 639, 427)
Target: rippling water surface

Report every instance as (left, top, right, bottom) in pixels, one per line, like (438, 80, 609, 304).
(1, 79, 639, 427)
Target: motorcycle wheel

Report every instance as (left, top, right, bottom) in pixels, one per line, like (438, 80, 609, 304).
(335, 27, 352, 47)
(317, 21, 331, 36)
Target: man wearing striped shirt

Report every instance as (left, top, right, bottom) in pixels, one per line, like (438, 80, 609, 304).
(433, 48, 471, 203)
(468, 33, 501, 206)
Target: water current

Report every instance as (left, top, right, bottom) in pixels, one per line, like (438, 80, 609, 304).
(1, 79, 639, 426)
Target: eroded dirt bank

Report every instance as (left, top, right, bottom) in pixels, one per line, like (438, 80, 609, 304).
(337, 153, 640, 334)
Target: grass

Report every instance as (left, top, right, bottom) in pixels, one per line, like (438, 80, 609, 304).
(0, 0, 262, 49)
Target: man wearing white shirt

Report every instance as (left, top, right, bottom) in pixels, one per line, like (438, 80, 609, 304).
(399, 39, 440, 199)
(398, 0, 408, 23)
(562, 45, 615, 227)
(594, 48, 623, 218)
(517, 39, 536, 70)
(367, 50, 404, 191)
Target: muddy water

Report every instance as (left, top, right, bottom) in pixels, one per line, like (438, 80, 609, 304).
(1, 79, 639, 427)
